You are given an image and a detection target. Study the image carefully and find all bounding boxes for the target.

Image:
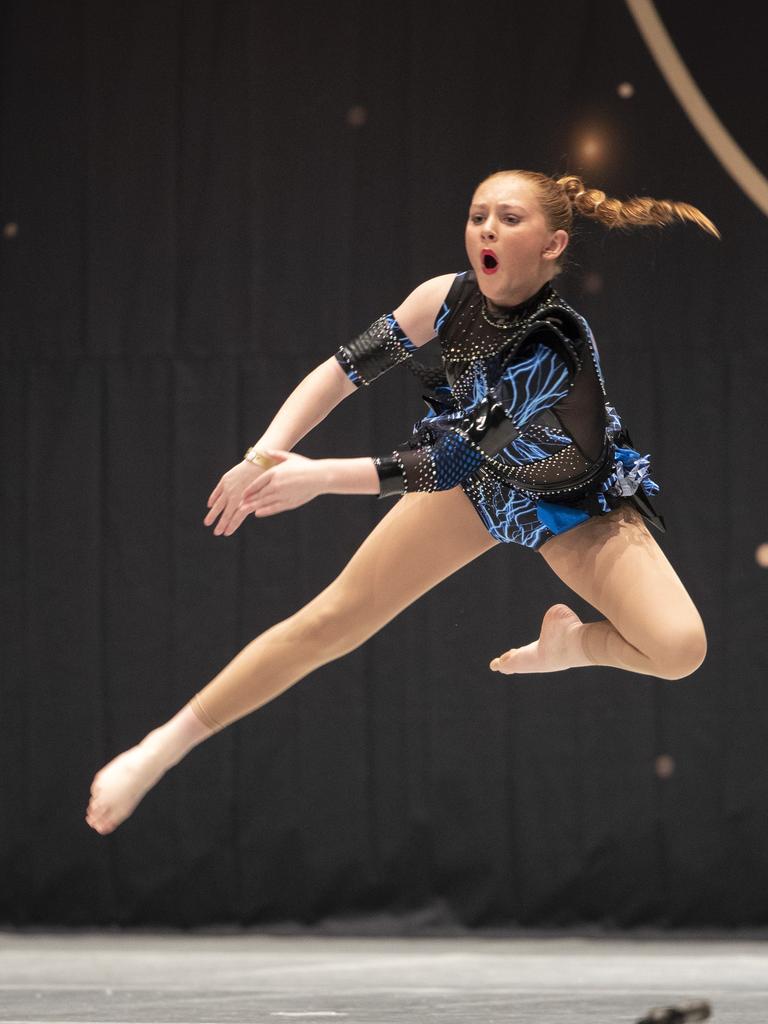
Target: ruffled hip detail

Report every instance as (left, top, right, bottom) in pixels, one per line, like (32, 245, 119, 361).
(602, 444, 660, 500)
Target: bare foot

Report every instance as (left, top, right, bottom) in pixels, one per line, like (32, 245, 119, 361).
(85, 739, 168, 835)
(489, 603, 589, 675)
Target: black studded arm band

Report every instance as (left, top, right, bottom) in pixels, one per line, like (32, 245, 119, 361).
(335, 313, 419, 388)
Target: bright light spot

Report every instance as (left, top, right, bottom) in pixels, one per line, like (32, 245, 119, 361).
(3, 222, 18, 238)
(583, 271, 604, 294)
(655, 754, 675, 779)
(570, 120, 618, 171)
(580, 136, 602, 162)
(755, 543, 768, 567)
(617, 81, 635, 99)
(346, 105, 367, 128)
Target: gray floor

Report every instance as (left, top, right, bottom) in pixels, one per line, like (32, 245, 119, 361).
(0, 931, 766, 1023)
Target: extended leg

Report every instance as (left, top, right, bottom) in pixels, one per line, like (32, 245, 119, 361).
(492, 503, 706, 680)
(86, 487, 499, 833)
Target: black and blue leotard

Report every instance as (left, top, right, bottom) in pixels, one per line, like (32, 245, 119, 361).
(334, 270, 664, 550)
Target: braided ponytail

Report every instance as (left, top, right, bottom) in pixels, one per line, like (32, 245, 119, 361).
(556, 174, 720, 238)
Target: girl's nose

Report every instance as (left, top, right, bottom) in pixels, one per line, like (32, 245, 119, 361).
(481, 223, 497, 241)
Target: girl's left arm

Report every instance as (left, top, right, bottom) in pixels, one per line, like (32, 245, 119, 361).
(232, 451, 380, 522)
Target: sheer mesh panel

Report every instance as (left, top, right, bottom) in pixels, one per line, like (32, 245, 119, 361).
(543, 314, 608, 463)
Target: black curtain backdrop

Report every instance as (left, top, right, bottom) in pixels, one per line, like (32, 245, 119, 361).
(2, 0, 767, 928)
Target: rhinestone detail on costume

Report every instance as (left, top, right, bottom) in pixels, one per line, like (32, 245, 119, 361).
(394, 272, 659, 546)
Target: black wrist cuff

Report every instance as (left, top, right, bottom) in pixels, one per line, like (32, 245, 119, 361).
(373, 454, 406, 498)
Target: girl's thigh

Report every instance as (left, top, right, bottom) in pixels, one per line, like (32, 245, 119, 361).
(539, 502, 706, 670)
(318, 485, 500, 635)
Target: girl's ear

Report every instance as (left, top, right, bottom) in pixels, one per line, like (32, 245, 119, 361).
(543, 229, 569, 259)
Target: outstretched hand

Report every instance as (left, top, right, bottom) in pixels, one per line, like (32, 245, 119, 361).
(237, 450, 326, 522)
(204, 450, 326, 537)
(204, 458, 269, 536)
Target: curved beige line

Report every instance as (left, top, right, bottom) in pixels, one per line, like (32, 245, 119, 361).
(625, 0, 768, 217)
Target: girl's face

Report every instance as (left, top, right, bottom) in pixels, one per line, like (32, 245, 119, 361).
(464, 175, 568, 306)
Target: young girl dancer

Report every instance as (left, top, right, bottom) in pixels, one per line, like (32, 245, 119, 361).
(86, 170, 718, 835)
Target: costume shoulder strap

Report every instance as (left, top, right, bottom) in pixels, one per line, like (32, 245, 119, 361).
(497, 306, 585, 380)
(541, 304, 588, 345)
(403, 271, 474, 401)
(433, 270, 476, 337)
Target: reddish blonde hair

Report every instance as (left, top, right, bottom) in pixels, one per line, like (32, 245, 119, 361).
(477, 170, 720, 270)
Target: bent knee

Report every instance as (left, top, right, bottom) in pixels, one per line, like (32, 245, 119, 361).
(646, 621, 707, 680)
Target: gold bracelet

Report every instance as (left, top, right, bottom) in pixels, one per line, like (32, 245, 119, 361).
(243, 446, 279, 469)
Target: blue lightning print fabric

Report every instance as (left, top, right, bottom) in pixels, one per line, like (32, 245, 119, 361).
(338, 270, 664, 548)
(405, 344, 573, 498)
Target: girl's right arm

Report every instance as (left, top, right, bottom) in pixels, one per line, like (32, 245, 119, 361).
(332, 274, 455, 390)
(204, 356, 356, 534)
(204, 273, 457, 534)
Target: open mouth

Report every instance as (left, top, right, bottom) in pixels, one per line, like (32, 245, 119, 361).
(481, 250, 499, 274)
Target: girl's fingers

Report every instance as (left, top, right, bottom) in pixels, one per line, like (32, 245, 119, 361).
(242, 471, 272, 502)
(204, 495, 227, 526)
(241, 484, 275, 512)
(213, 504, 239, 535)
(222, 512, 246, 537)
(224, 500, 279, 534)
(252, 504, 282, 517)
(207, 483, 223, 508)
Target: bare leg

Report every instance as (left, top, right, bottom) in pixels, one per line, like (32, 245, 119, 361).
(86, 487, 500, 833)
(490, 503, 707, 680)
